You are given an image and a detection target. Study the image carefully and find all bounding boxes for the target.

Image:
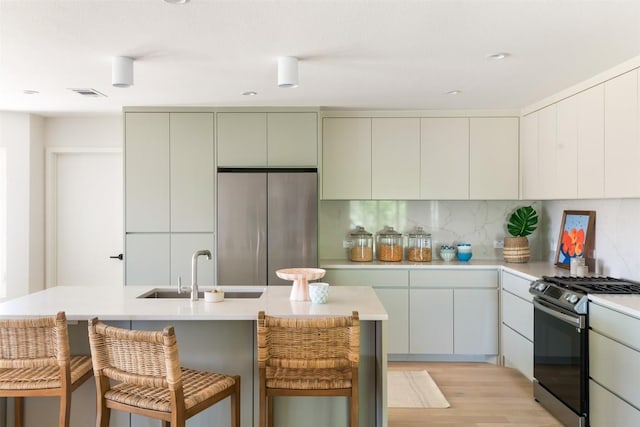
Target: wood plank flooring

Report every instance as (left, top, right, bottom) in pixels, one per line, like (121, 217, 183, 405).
(388, 362, 563, 427)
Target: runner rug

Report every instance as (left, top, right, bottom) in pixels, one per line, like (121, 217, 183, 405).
(387, 370, 450, 408)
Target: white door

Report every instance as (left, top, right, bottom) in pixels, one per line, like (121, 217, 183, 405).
(48, 150, 123, 287)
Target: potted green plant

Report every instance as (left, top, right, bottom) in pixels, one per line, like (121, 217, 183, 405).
(504, 205, 538, 263)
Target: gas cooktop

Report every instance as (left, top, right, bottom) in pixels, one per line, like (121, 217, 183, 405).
(541, 276, 640, 294)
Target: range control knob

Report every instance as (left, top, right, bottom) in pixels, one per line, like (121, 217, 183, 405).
(536, 283, 547, 291)
(567, 294, 579, 304)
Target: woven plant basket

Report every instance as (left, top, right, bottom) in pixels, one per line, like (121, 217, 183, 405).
(503, 236, 530, 263)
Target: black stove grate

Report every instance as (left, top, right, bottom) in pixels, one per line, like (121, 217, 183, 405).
(542, 276, 640, 294)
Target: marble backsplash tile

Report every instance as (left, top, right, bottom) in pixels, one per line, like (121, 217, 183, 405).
(319, 200, 543, 261)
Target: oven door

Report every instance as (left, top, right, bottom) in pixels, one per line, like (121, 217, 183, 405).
(533, 297, 588, 417)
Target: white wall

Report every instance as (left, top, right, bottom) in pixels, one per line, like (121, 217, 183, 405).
(44, 115, 122, 148)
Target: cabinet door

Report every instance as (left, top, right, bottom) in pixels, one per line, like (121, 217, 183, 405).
(454, 289, 498, 355)
(170, 113, 214, 232)
(420, 118, 469, 199)
(125, 233, 170, 286)
(125, 113, 170, 232)
(556, 97, 579, 199)
(576, 85, 605, 199)
(469, 117, 519, 200)
(502, 324, 533, 380)
(374, 288, 409, 354)
(322, 118, 372, 199)
(217, 112, 267, 167)
(409, 288, 453, 354)
(590, 380, 640, 427)
(502, 290, 533, 340)
(267, 112, 318, 167)
(371, 118, 420, 199)
(604, 70, 640, 198)
(537, 104, 557, 199)
(170, 233, 215, 288)
(520, 112, 540, 199)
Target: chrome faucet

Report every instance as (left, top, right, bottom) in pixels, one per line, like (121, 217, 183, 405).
(191, 249, 212, 301)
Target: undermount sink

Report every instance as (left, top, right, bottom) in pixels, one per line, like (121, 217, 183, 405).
(137, 288, 263, 299)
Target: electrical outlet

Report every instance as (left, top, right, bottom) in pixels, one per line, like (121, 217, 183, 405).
(494, 240, 504, 249)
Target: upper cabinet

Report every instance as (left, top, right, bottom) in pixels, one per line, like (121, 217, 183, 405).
(217, 112, 317, 167)
(469, 117, 519, 200)
(372, 118, 420, 199)
(420, 118, 469, 200)
(521, 67, 638, 200)
(322, 115, 519, 200)
(322, 117, 372, 199)
(604, 70, 640, 198)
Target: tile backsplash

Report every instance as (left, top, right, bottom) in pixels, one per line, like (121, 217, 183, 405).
(320, 198, 640, 281)
(319, 200, 543, 261)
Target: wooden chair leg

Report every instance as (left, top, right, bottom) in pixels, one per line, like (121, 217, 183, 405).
(59, 390, 71, 427)
(162, 421, 170, 427)
(14, 397, 23, 427)
(231, 376, 240, 427)
(267, 396, 274, 427)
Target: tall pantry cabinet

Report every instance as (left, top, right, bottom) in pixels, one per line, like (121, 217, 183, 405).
(124, 112, 215, 286)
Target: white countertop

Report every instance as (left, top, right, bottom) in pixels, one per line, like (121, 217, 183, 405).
(0, 285, 388, 321)
(589, 294, 640, 320)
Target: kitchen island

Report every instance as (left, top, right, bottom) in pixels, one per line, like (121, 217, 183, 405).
(0, 285, 388, 427)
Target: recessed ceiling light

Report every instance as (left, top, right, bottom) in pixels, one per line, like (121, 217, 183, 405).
(23, 90, 40, 95)
(242, 91, 258, 96)
(487, 53, 510, 60)
(163, 0, 190, 4)
(447, 90, 462, 95)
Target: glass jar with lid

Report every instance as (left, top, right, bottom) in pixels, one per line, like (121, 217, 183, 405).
(406, 226, 432, 262)
(347, 226, 373, 262)
(376, 226, 403, 262)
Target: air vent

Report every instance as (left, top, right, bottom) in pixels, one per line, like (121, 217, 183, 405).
(68, 88, 107, 97)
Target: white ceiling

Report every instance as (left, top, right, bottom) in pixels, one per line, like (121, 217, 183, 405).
(1, 0, 639, 116)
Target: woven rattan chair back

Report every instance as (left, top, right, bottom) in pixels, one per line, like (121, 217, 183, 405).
(0, 311, 93, 427)
(87, 318, 240, 427)
(256, 311, 360, 427)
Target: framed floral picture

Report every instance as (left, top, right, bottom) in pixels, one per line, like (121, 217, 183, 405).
(554, 210, 596, 269)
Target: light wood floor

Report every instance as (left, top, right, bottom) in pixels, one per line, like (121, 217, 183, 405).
(388, 362, 563, 427)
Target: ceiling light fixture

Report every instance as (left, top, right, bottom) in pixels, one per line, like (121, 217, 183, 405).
(112, 56, 134, 88)
(277, 56, 299, 88)
(242, 91, 258, 96)
(487, 52, 510, 60)
(163, 0, 190, 4)
(23, 90, 40, 95)
(447, 90, 462, 95)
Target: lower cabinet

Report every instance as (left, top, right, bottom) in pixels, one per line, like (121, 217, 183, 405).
(500, 270, 534, 380)
(589, 302, 640, 425)
(324, 267, 499, 358)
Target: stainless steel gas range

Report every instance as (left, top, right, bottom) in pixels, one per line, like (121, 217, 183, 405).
(529, 276, 640, 427)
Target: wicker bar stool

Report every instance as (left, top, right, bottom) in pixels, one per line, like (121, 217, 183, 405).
(256, 311, 360, 427)
(87, 318, 240, 427)
(0, 311, 93, 427)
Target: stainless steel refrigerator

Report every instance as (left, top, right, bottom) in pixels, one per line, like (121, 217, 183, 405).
(216, 169, 318, 286)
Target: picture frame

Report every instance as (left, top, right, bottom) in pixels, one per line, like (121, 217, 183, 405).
(554, 210, 596, 270)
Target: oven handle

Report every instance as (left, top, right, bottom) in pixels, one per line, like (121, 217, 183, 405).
(533, 298, 586, 330)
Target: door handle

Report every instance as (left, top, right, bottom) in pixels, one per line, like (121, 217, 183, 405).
(110, 254, 124, 260)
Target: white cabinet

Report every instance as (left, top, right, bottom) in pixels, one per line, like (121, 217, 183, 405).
(555, 97, 579, 199)
(604, 70, 640, 198)
(371, 118, 420, 199)
(170, 113, 215, 232)
(520, 112, 540, 199)
(125, 113, 170, 232)
(322, 118, 372, 199)
(420, 118, 469, 199)
(536, 104, 558, 199)
(217, 112, 318, 167)
(125, 234, 170, 286)
(576, 85, 605, 199)
(469, 117, 519, 200)
(409, 269, 498, 356)
(500, 270, 534, 380)
(409, 288, 454, 354)
(590, 380, 640, 427)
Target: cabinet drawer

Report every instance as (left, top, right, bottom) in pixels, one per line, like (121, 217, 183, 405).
(501, 324, 533, 381)
(502, 290, 533, 340)
(501, 271, 534, 302)
(590, 380, 640, 427)
(590, 303, 640, 351)
(410, 269, 497, 288)
(323, 269, 408, 287)
(590, 331, 640, 409)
